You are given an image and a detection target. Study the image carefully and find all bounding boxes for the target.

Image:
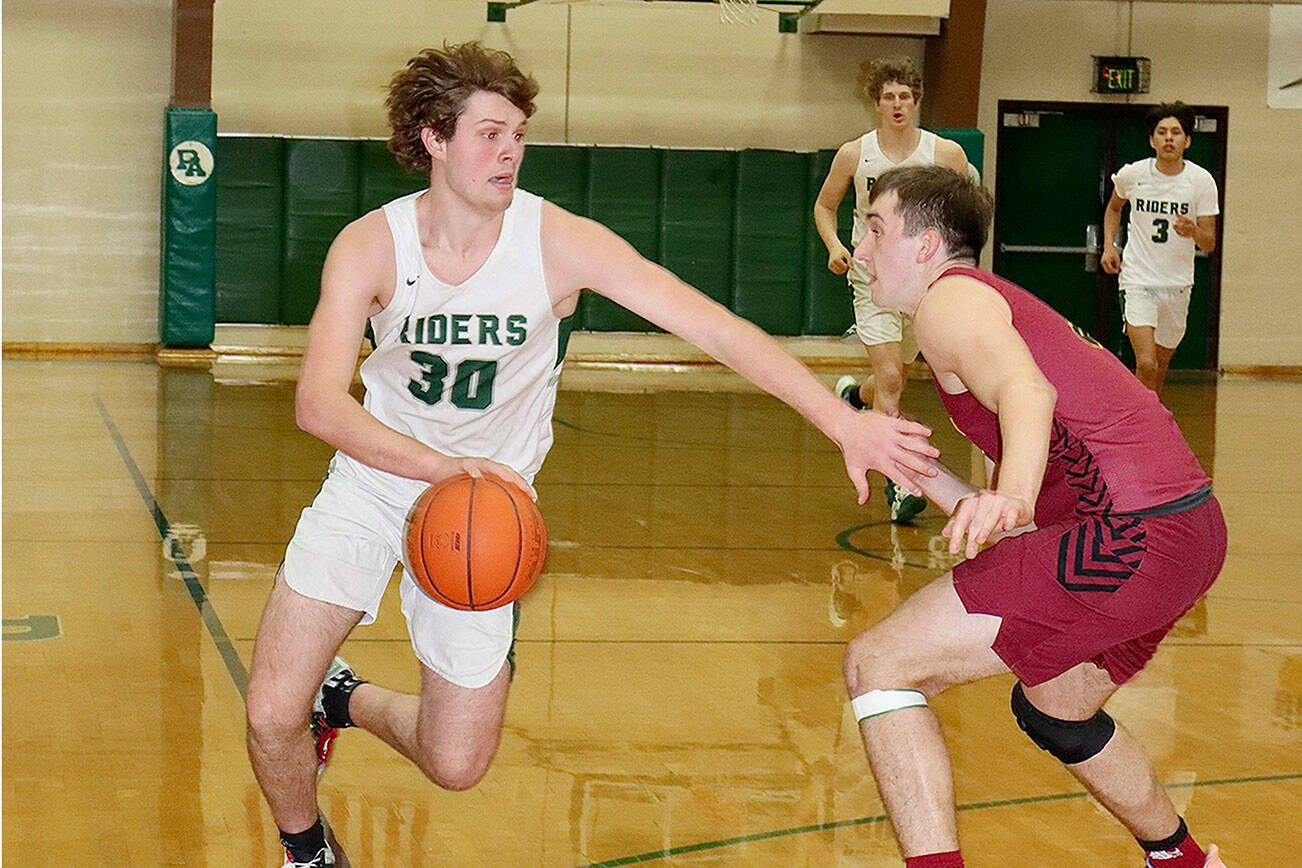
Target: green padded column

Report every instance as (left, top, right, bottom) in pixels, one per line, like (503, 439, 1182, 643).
(161, 107, 218, 346)
(215, 136, 283, 323)
(733, 150, 806, 336)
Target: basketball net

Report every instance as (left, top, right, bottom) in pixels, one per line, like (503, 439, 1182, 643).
(719, 0, 759, 25)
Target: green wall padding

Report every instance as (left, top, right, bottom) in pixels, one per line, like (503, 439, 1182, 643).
(519, 145, 588, 214)
(215, 137, 283, 324)
(802, 150, 856, 335)
(660, 149, 736, 310)
(582, 148, 661, 332)
(733, 150, 807, 336)
(161, 108, 218, 347)
(360, 141, 424, 213)
(212, 134, 983, 337)
(282, 140, 360, 325)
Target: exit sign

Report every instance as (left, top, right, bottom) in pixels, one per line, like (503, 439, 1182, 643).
(1092, 56, 1151, 94)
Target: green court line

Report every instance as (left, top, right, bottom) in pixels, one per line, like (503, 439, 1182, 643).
(576, 772, 1301, 868)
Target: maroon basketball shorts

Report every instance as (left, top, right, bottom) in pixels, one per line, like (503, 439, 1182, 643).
(952, 493, 1226, 686)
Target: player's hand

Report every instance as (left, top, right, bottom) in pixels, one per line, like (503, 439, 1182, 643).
(943, 489, 1033, 559)
(836, 409, 939, 505)
(827, 246, 853, 276)
(1172, 215, 1197, 238)
(1100, 248, 1121, 274)
(445, 457, 537, 500)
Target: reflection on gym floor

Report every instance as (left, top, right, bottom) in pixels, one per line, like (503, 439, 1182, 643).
(3, 360, 1297, 865)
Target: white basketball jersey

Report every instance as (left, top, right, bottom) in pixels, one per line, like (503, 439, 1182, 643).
(333, 188, 563, 503)
(1112, 158, 1218, 288)
(851, 129, 939, 243)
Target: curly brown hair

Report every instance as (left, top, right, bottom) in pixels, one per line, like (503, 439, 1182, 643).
(857, 56, 924, 103)
(386, 42, 539, 173)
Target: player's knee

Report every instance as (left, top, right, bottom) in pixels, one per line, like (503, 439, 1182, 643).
(843, 632, 916, 697)
(874, 365, 905, 399)
(1134, 355, 1159, 380)
(244, 681, 305, 745)
(1010, 682, 1115, 765)
(416, 741, 495, 791)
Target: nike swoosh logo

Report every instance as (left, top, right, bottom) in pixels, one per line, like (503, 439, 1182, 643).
(406, 277, 417, 285)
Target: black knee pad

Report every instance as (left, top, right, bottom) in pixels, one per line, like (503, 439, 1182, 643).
(1010, 681, 1115, 764)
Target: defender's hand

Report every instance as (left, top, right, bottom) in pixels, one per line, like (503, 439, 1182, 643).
(943, 489, 1033, 559)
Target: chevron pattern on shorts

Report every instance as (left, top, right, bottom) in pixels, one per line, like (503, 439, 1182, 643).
(1056, 514, 1148, 593)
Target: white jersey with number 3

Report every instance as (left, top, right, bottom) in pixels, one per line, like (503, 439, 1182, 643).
(1112, 158, 1218, 288)
(851, 129, 939, 244)
(333, 188, 563, 504)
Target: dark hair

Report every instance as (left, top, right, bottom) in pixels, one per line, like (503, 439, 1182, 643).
(857, 56, 923, 103)
(867, 165, 993, 261)
(386, 41, 539, 173)
(1145, 101, 1195, 138)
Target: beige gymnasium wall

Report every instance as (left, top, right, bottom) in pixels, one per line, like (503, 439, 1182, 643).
(210, 1, 920, 150)
(2, 0, 173, 347)
(4, 0, 1297, 367)
(979, 0, 1302, 369)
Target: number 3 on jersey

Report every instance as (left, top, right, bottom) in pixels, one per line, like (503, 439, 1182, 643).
(1151, 218, 1169, 243)
(408, 351, 497, 410)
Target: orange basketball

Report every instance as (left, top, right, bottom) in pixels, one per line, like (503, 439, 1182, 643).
(404, 473, 547, 611)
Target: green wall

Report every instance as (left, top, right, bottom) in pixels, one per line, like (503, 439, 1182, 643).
(215, 133, 982, 336)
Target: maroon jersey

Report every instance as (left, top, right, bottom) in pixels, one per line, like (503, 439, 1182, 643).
(932, 266, 1209, 522)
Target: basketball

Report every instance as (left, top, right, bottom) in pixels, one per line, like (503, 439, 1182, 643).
(404, 473, 547, 611)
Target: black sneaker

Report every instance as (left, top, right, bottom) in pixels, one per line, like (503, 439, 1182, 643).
(310, 657, 365, 777)
(282, 845, 335, 867)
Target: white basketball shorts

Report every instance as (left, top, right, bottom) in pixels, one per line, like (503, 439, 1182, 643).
(1120, 284, 1193, 349)
(283, 460, 515, 689)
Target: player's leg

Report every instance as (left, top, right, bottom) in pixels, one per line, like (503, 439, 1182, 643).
(1126, 323, 1162, 391)
(844, 572, 1006, 859)
(245, 571, 363, 847)
(345, 661, 511, 790)
(1152, 344, 1177, 393)
(864, 339, 906, 414)
(1122, 286, 1163, 391)
(327, 579, 521, 789)
(1018, 663, 1213, 866)
(1149, 285, 1191, 394)
(840, 262, 906, 413)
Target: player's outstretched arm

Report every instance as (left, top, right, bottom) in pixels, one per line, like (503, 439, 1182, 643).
(295, 213, 530, 493)
(540, 202, 939, 500)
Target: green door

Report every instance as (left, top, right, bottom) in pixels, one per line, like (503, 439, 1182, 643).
(993, 101, 1226, 369)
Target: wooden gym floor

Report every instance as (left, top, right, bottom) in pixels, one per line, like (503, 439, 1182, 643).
(3, 358, 1298, 866)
